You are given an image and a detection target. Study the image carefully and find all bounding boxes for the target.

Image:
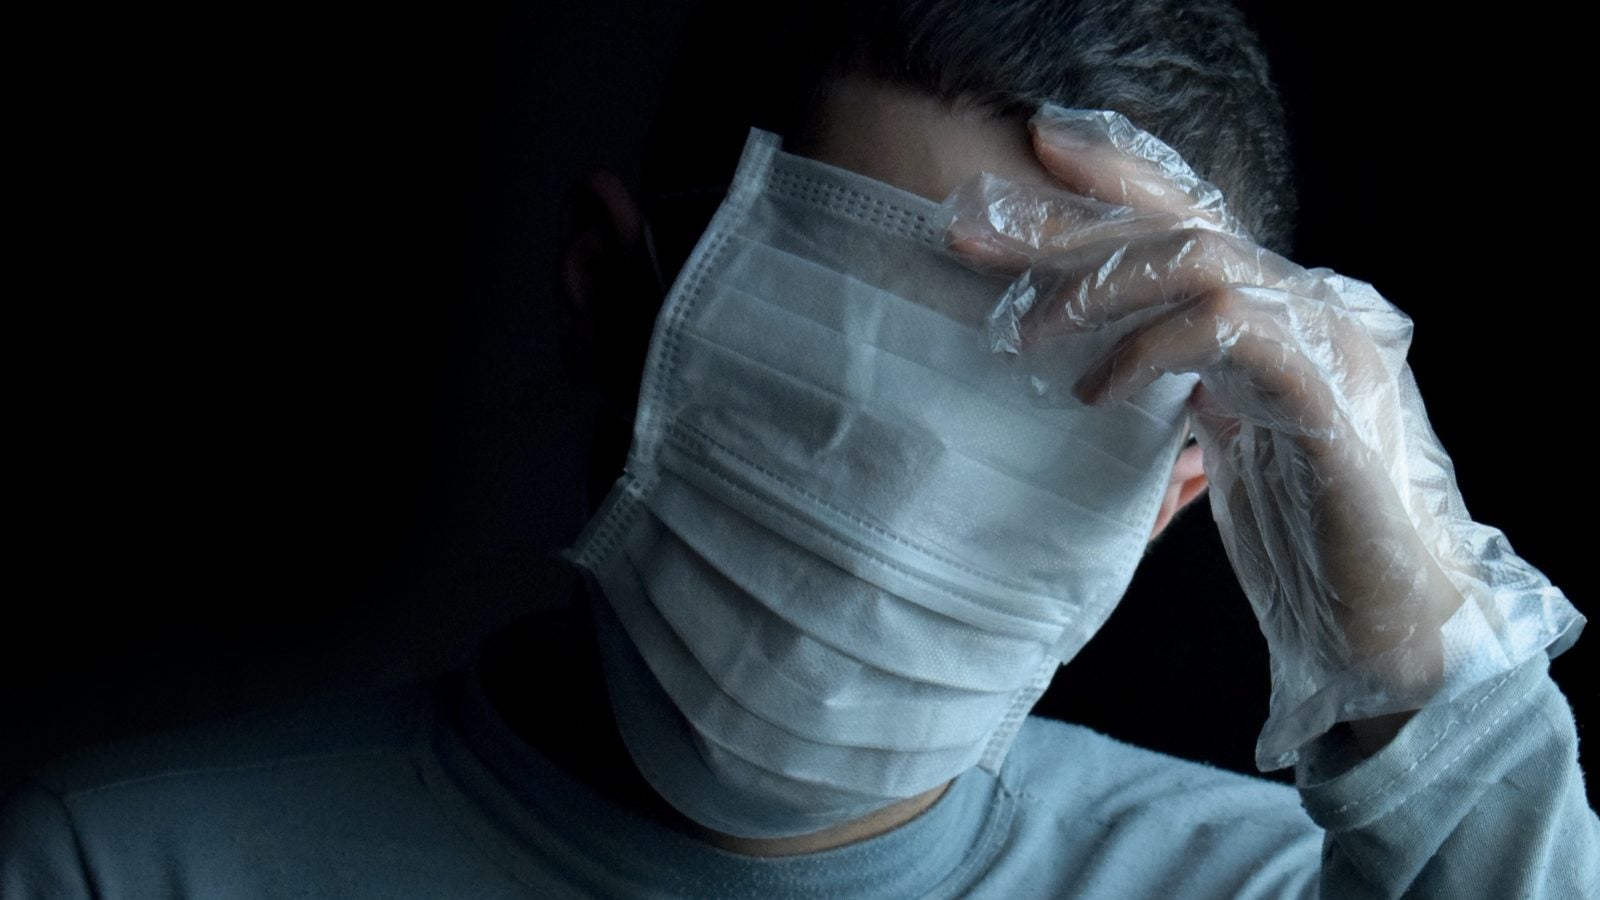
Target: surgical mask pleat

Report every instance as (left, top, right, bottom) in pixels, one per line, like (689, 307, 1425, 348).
(707, 231, 1187, 478)
(590, 591, 901, 832)
(677, 242, 1189, 596)
(688, 728, 953, 812)
(665, 323, 1158, 595)
(595, 534, 996, 794)
(626, 506, 1024, 751)
(659, 430, 1083, 631)
(647, 469, 1057, 693)
(675, 291, 1165, 536)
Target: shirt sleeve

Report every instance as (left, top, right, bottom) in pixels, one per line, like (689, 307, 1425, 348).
(0, 780, 95, 900)
(1295, 652, 1599, 898)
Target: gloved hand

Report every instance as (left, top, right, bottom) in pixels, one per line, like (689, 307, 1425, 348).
(941, 105, 1585, 770)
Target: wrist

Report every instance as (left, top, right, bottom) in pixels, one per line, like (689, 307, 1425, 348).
(1346, 709, 1416, 757)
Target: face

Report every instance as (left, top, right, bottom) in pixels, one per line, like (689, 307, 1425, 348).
(574, 76, 1207, 536)
(637, 77, 1056, 302)
(609, 78, 1054, 438)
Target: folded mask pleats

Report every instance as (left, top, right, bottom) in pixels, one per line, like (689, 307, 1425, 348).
(625, 505, 1027, 750)
(590, 590, 904, 833)
(687, 727, 948, 813)
(672, 291, 1165, 569)
(659, 245, 1188, 605)
(704, 233, 1186, 478)
(659, 403, 1156, 624)
(591, 535, 1000, 793)
(659, 435, 1081, 635)
(648, 469, 1058, 692)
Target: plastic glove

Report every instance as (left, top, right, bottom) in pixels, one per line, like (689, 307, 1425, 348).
(942, 105, 1586, 770)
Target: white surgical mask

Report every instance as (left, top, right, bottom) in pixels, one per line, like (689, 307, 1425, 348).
(569, 127, 1198, 839)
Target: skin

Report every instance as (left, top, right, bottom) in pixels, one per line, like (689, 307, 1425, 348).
(562, 75, 1425, 856)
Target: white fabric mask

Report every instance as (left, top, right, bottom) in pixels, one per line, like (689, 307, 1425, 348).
(569, 127, 1198, 839)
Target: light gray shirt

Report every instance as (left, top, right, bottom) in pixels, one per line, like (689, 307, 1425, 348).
(3, 635, 1594, 898)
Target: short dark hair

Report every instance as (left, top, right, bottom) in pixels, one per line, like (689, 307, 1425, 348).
(641, 0, 1295, 277)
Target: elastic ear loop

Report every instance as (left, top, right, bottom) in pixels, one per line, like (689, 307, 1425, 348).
(640, 214, 668, 298)
(640, 187, 731, 297)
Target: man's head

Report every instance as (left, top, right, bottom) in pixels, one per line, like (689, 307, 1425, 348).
(640, 0, 1294, 277)
(564, 0, 1288, 533)
(559, 1, 1290, 847)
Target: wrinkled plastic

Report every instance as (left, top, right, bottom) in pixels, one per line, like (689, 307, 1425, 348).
(941, 104, 1587, 770)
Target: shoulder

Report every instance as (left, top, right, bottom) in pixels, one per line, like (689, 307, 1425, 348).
(2, 677, 461, 898)
(4, 679, 447, 859)
(27, 678, 445, 802)
(970, 716, 1322, 898)
(1001, 714, 1314, 828)
(1004, 715, 1300, 806)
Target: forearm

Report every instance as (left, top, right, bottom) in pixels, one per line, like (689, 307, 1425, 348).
(1297, 653, 1598, 898)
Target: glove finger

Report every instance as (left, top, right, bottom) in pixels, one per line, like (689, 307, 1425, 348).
(941, 172, 1191, 276)
(1074, 287, 1347, 441)
(1000, 228, 1299, 349)
(1029, 105, 1236, 231)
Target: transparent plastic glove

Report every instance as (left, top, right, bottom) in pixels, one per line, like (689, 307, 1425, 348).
(943, 104, 1586, 770)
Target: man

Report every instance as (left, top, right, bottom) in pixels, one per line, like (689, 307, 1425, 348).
(3, 1, 1595, 897)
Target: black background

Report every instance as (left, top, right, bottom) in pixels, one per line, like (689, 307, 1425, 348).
(7, 1, 1593, 812)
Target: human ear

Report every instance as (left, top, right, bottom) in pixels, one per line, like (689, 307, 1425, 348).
(562, 171, 644, 320)
(1149, 442, 1208, 540)
(560, 172, 660, 514)
(559, 170, 663, 415)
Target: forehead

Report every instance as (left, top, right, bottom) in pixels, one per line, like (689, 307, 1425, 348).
(640, 79, 1065, 293)
(803, 77, 1060, 203)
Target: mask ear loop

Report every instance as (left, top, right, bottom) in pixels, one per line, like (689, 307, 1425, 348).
(640, 213, 669, 298)
(640, 187, 730, 296)
(584, 188, 730, 518)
